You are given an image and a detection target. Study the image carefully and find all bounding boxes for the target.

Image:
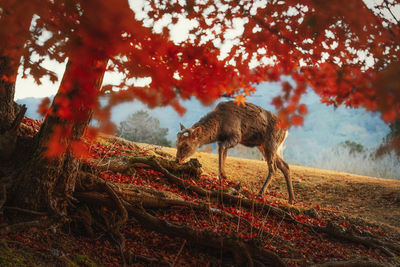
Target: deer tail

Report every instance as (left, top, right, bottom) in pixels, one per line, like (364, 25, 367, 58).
(277, 130, 288, 158)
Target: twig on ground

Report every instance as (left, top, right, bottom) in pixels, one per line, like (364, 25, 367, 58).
(172, 239, 186, 267)
(101, 180, 128, 266)
(3, 206, 48, 216)
(0, 184, 6, 212)
(0, 220, 52, 234)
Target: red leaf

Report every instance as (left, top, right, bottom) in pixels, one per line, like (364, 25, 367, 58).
(272, 96, 283, 108)
(44, 126, 67, 157)
(234, 95, 246, 107)
(37, 97, 51, 116)
(382, 109, 396, 123)
(291, 115, 304, 126)
(298, 104, 308, 115)
(71, 140, 90, 160)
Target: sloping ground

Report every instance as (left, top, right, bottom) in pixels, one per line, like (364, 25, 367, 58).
(157, 143, 400, 231)
(108, 137, 400, 264)
(165, 146, 400, 232)
(1, 120, 400, 267)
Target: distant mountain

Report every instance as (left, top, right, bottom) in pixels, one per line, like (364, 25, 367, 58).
(17, 82, 390, 168)
(16, 97, 48, 120)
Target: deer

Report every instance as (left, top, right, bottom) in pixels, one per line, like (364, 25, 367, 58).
(176, 101, 295, 204)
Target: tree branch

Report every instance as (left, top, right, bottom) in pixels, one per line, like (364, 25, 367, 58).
(383, 0, 400, 27)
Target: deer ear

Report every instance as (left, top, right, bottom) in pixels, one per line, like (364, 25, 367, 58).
(192, 127, 202, 138)
(180, 123, 186, 130)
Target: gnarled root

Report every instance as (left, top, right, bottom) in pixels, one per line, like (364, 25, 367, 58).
(311, 258, 387, 267)
(127, 204, 285, 267)
(88, 156, 203, 179)
(73, 174, 286, 267)
(98, 156, 400, 260)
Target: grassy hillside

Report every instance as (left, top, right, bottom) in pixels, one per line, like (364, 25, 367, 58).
(2, 122, 400, 267)
(144, 142, 400, 232)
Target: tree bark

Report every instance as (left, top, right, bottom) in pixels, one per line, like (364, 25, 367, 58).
(0, 56, 19, 133)
(0, 1, 36, 132)
(10, 52, 107, 216)
(0, 2, 37, 162)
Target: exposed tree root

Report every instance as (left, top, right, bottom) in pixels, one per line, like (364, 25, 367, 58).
(116, 156, 292, 218)
(3, 206, 48, 216)
(0, 184, 6, 213)
(3, 142, 399, 267)
(108, 182, 256, 228)
(77, 172, 258, 231)
(125, 250, 172, 266)
(89, 156, 202, 179)
(102, 181, 128, 232)
(318, 221, 400, 257)
(96, 156, 400, 259)
(0, 219, 52, 234)
(310, 258, 388, 267)
(126, 204, 286, 267)
(101, 181, 128, 266)
(284, 217, 400, 258)
(73, 182, 286, 266)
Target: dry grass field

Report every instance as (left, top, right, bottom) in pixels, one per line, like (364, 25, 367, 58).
(141, 142, 400, 232)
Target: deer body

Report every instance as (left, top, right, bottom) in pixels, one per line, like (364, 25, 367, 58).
(176, 101, 294, 204)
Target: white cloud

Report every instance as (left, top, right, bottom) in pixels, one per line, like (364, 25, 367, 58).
(15, 58, 66, 100)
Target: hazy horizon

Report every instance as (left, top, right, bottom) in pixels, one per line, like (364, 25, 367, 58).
(17, 81, 400, 179)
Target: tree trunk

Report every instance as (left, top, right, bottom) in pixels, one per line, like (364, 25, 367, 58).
(0, 56, 21, 161)
(0, 56, 19, 133)
(0, 1, 36, 155)
(10, 52, 107, 216)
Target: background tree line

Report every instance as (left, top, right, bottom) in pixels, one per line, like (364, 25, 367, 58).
(117, 110, 171, 147)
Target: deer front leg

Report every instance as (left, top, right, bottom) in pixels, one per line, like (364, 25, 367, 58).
(218, 143, 228, 180)
(218, 135, 240, 180)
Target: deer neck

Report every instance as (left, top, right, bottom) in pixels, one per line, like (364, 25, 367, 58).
(193, 114, 219, 145)
(198, 125, 218, 145)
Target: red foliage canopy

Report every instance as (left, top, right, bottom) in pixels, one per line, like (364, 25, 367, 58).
(2, 0, 400, 148)
(145, 0, 400, 125)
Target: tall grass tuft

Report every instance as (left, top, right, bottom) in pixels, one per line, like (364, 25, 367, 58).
(203, 142, 400, 180)
(312, 146, 400, 180)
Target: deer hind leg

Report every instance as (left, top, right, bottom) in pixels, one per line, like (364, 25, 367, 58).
(258, 160, 274, 196)
(276, 156, 295, 204)
(258, 145, 276, 195)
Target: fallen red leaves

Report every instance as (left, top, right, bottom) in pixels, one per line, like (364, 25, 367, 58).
(22, 117, 42, 133)
(3, 117, 398, 266)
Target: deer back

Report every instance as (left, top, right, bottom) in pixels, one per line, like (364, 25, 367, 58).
(214, 101, 284, 148)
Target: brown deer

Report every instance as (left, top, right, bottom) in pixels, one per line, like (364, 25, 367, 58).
(176, 101, 295, 204)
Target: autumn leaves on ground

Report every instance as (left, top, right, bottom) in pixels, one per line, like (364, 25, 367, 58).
(0, 117, 399, 267)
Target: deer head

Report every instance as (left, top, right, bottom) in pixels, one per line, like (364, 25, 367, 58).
(175, 123, 203, 163)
